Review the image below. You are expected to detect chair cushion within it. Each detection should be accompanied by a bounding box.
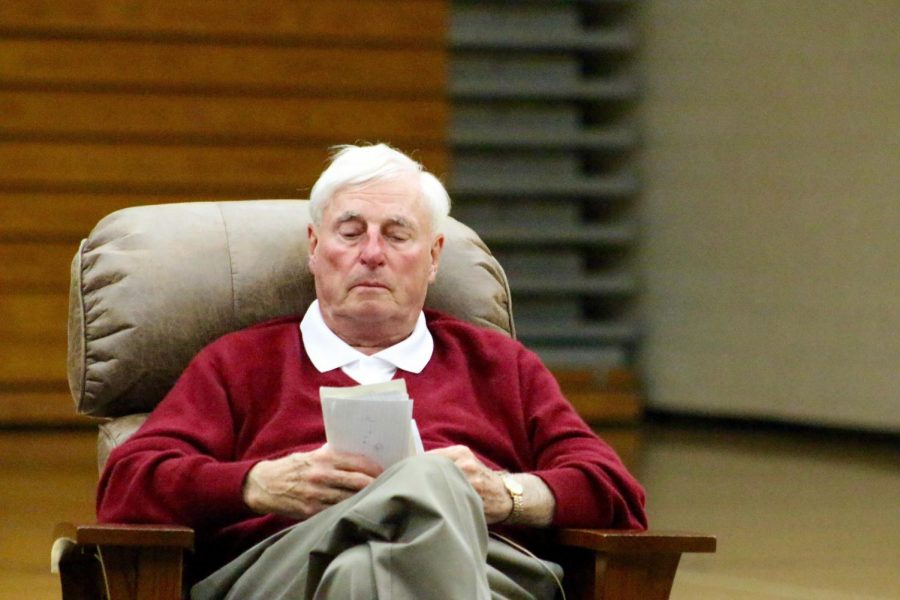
[68,200,513,417]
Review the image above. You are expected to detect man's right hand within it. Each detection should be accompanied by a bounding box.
[242,445,383,520]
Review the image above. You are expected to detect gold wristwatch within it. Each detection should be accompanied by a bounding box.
[499,472,524,523]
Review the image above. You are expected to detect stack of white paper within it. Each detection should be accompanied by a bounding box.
[320,379,423,469]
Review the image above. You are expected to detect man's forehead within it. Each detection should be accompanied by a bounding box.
[335,176,420,200]
[327,178,428,222]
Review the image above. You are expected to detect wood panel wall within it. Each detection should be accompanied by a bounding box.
[0,1,449,424]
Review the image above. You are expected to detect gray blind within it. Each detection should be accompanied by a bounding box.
[449,0,640,371]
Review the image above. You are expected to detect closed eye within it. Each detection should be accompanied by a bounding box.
[338,224,364,239]
[384,224,413,242]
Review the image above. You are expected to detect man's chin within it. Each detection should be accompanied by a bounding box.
[341,299,397,321]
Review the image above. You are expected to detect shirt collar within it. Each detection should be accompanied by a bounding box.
[300,300,433,376]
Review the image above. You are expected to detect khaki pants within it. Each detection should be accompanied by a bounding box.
[191,455,562,599]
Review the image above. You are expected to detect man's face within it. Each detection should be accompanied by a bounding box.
[308,175,444,346]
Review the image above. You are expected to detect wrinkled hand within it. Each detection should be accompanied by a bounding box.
[243,445,383,520]
[427,445,512,524]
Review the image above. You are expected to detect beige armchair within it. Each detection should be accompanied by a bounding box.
[53,200,714,599]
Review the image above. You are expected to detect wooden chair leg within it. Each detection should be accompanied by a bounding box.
[57,546,105,600]
[557,547,682,600]
[99,546,185,600]
[594,552,682,600]
[551,529,716,600]
[54,524,194,600]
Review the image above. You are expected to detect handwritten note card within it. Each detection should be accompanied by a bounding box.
[320,380,421,469]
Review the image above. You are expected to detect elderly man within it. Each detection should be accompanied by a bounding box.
[97,144,647,599]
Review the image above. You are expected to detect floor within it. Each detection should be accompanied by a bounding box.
[639,421,899,600]
[0,422,897,599]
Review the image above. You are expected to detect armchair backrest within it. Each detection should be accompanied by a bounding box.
[68,200,514,420]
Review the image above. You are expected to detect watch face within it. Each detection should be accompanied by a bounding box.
[505,476,524,495]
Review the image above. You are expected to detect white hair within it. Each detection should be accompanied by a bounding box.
[308,143,451,231]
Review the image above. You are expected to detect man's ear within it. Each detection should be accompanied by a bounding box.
[428,233,445,283]
[307,224,319,273]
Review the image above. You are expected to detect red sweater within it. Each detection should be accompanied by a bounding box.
[97,310,647,576]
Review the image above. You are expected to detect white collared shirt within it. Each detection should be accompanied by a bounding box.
[299,300,433,385]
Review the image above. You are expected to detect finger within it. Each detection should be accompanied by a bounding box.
[313,485,357,507]
[425,447,452,459]
[282,487,352,519]
[327,469,378,492]
[427,445,469,461]
[314,446,384,478]
[299,457,375,490]
[428,448,492,488]
[331,453,384,478]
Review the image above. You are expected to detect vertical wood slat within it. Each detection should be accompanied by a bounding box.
[0,0,450,424]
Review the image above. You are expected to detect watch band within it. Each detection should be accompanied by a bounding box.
[499,472,525,524]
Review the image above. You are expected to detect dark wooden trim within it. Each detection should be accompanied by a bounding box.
[554,528,717,554]
[551,529,715,600]
[54,523,195,549]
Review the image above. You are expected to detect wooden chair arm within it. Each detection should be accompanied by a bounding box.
[52,523,195,600]
[52,524,714,600]
[554,528,716,554]
[53,522,195,549]
[550,528,716,600]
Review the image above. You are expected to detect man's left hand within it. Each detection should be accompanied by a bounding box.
[427,445,512,524]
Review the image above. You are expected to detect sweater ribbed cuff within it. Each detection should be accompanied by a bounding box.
[189,459,260,525]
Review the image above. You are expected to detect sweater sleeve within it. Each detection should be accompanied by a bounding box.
[518,348,648,530]
[96,348,259,529]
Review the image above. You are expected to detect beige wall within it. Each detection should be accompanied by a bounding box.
[636,1,899,431]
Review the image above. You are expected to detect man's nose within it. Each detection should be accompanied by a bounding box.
[359,233,386,266]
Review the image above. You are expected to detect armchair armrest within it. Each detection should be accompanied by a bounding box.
[51,524,714,600]
[52,523,195,600]
[53,523,195,549]
[551,528,716,600]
